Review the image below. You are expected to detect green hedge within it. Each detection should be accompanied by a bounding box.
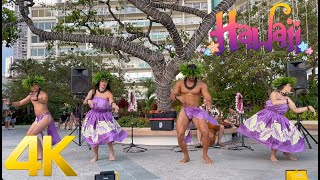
[286,110,318,121]
[117,116,150,128]
[244,105,318,121]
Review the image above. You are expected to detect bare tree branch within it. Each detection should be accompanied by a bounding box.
[18,0,165,68]
[129,0,184,57]
[145,16,164,49]
[101,0,146,38]
[116,50,131,63]
[126,16,163,49]
[149,1,207,18]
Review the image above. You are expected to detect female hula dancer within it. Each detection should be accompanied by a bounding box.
[3,76,61,160]
[237,77,316,162]
[82,71,128,162]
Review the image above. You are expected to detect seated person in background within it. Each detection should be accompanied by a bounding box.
[75,110,81,125]
[58,111,69,130]
[148,103,159,114]
[67,111,76,130]
[224,108,239,127]
[197,104,225,148]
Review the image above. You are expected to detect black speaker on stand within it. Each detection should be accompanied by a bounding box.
[287,61,318,149]
[69,68,91,149]
[287,61,308,89]
[71,68,90,95]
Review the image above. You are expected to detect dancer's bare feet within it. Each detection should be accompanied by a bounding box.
[91,156,98,162]
[37,156,43,160]
[203,155,213,164]
[283,152,297,161]
[180,156,190,163]
[270,155,278,162]
[109,154,115,161]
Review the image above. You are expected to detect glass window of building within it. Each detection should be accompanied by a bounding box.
[38,10,45,17]
[31,36,38,43]
[32,10,38,17]
[45,22,51,30]
[201,3,208,9]
[31,49,37,56]
[38,49,45,56]
[193,3,201,9]
[185,3,191,7]
[138,63,145,68]
[45,10,52,17]
[39,23,45,30]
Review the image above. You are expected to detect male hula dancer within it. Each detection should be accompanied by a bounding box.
[3,76,61,159]
[170,64,218,164]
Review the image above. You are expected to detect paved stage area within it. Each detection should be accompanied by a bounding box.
[2,126,318,180]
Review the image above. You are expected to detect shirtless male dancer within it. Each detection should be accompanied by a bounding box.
[170,64,218,164]
[3,76,61,159]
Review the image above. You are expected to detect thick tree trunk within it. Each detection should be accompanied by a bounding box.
[155,77,173,111]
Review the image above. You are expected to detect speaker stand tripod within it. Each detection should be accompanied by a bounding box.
[69,101,91,150]
[228,113,254,151]
[123,113,147,153]
[294,89,318,149]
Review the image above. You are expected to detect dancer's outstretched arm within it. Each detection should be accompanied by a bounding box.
[287,97,316,115]
[4,95,31,107]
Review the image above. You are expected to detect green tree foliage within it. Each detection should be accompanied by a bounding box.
[2,1,21,47]
[142,78,156,116]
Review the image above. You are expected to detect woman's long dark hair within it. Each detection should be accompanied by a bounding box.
[90,80,111,99]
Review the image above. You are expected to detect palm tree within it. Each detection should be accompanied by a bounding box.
[143,78,156,117]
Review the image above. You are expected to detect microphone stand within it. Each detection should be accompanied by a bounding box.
[123,111,147,153]
[228,113,254,151]
[69,95,91,150]
[294,88,318,148]
[228,94,254,151]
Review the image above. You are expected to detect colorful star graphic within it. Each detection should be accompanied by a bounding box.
[306,47,313,55]
[207,41,219,54]
[298,41,308,52]
[204,48,211,56]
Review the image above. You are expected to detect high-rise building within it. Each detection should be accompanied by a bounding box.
[12,5,28,61]
[4,56,16,78]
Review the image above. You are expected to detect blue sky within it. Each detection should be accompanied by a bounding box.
[2,45,12,76]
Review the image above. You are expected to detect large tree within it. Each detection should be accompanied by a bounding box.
[3,0,237,111]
